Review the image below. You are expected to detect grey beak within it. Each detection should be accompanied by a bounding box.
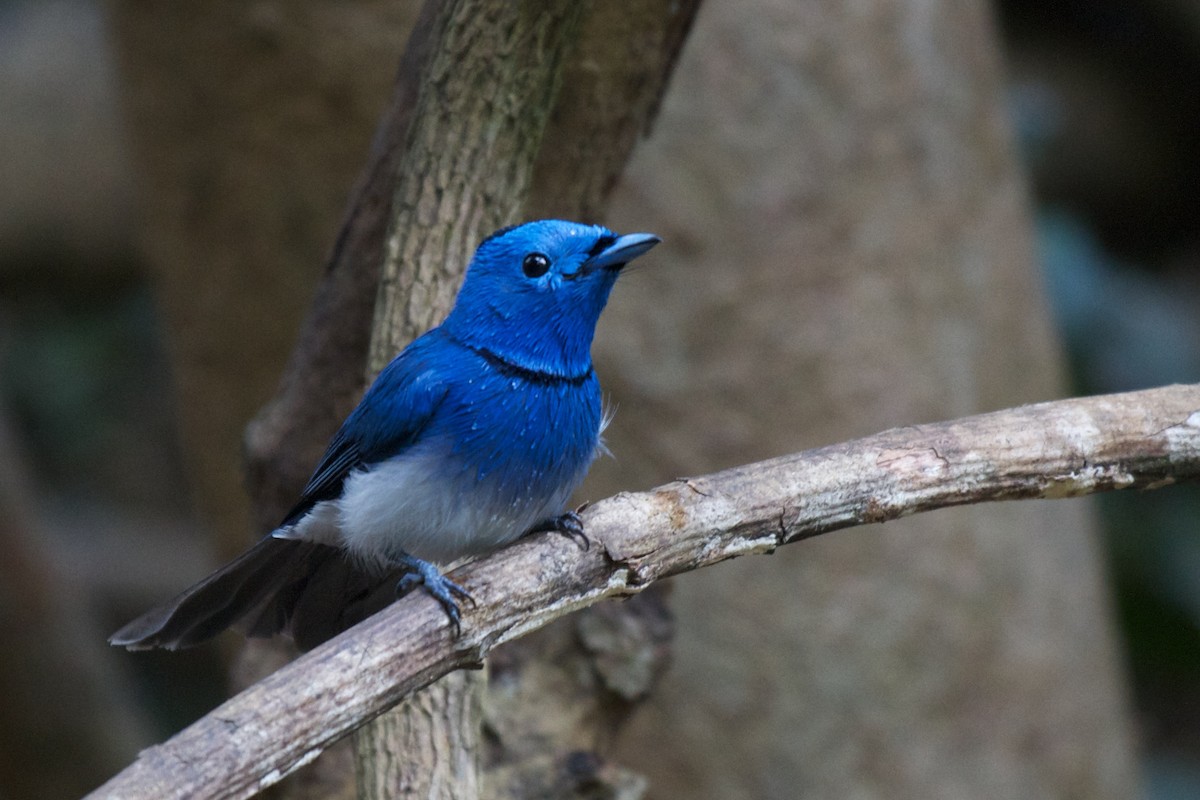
[585,232,661,271]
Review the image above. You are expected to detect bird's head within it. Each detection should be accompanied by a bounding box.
[443,220,660,376]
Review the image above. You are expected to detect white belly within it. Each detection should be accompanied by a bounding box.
[280,449,577,566]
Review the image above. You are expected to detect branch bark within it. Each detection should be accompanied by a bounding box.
[88,383,1200,800]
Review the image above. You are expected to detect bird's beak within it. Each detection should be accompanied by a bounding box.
[584,232,661,272]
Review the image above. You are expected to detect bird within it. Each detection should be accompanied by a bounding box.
[110,220,660,652]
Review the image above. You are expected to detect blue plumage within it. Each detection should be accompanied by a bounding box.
[111,220,659,650]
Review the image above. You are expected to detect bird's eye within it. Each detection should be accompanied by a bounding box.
[522,252,551,278]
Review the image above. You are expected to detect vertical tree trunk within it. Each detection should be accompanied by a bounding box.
[349,1,587,796]
[354,671,484,800]
[592,0,1140,797]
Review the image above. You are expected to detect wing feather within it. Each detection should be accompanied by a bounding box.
[278,333,450,529]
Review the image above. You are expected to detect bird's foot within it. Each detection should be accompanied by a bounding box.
[527,504,590,550]
[395,555,475,637]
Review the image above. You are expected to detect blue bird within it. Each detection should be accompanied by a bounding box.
[111,220,659,651]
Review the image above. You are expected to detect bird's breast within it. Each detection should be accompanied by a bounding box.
[337,371,603,565]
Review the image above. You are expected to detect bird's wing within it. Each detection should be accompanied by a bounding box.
[281,431,362,524]
[278,338,449,528]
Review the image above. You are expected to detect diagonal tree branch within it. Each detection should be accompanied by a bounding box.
[87,383,1200,800]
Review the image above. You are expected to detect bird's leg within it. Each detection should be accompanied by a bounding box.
[395,554,475,636]
[526,503,590,550]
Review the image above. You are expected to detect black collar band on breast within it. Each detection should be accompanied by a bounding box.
[471,345,594,386]
[448,334,594,387]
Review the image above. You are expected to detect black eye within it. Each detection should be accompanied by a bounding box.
[522,252,551,278]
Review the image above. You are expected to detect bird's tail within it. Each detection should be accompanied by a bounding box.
[110,537,399,652]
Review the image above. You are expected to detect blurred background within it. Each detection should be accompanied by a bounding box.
[0,0,1197,798]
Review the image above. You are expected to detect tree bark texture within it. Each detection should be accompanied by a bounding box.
[354,670,484,800]
[85,384,1200,800]
[523,0,699,222]
[592,0,1141,797]
[366,0,586,368]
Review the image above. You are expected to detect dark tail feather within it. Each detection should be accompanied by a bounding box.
[244,544,401,652]
[110,537,400,652]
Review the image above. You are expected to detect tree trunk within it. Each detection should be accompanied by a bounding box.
[354,671,484,800]
[350,1,587,795]
[592,0,1140,796]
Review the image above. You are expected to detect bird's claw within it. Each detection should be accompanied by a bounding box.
[528,506,590,551]
[395,556,475,637]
